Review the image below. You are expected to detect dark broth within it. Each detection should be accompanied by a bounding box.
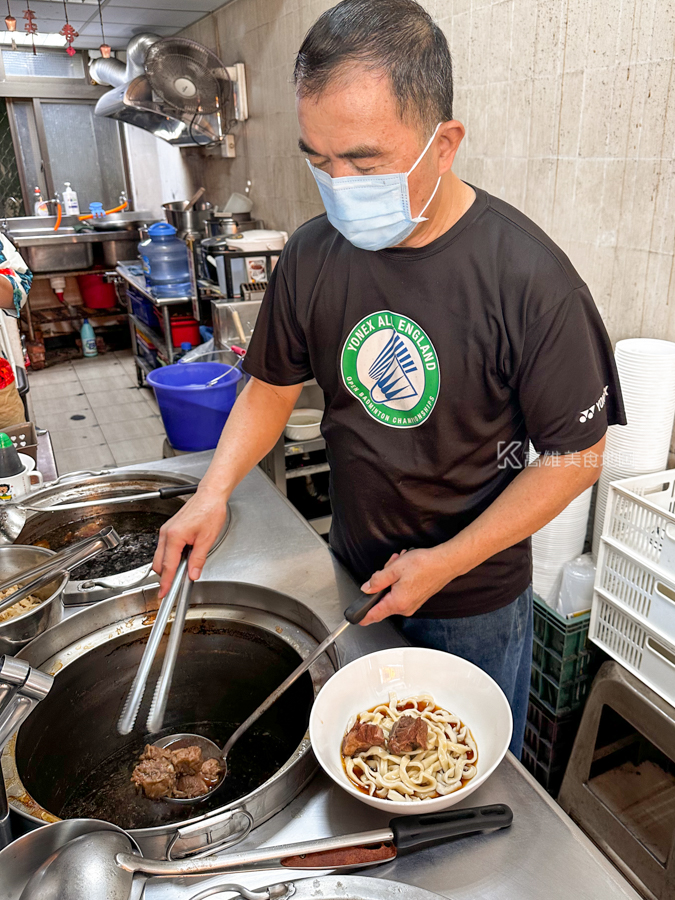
[32,513,167,580]
[341,700,478,799]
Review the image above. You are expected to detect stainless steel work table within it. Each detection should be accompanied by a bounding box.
[113,454,641,899]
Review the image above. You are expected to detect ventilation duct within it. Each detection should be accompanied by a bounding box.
[90,34,247,146]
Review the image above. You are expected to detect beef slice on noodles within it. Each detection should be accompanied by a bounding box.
[342,722,386,756]
[387,715,428,754]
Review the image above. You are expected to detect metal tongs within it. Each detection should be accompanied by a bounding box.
[0,526,121,617]
[117,549,193,736]
[0,655,53,849]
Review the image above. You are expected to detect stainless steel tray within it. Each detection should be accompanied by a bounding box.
[149,874,446,900]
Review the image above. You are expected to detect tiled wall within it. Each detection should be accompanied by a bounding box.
[181,0,675,342]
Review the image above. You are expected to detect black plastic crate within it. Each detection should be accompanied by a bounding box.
[531,593,595,715]
[522,697,582,795]
[521,745,567,796]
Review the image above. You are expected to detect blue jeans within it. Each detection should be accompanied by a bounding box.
[395,585,533,757]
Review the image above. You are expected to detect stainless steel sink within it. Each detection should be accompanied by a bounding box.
[4,215,139,272]
[6,215,92,272]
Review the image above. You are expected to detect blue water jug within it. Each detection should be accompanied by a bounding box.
[139,222,192,298]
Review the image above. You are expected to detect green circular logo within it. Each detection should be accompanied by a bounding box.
[341,310,440,428]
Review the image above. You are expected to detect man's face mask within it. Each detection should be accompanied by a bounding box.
[307,123,442,251]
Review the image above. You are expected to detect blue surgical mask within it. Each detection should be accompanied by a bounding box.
[307,123,442,251]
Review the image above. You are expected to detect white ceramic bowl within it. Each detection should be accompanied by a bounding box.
[309,647,512,815]
[284,408,323,441]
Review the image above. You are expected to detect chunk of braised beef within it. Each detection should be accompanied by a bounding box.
[175,773,208,798]
[201,756,222,783]
[171,745,203,776]
[387,715,428,755]
[131,756,176,800]
[342,721,386,756]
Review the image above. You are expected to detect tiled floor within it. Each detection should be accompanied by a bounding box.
[27,350,167,474]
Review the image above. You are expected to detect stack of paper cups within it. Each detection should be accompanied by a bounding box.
[592,338,675,556]
[529,444,593,599]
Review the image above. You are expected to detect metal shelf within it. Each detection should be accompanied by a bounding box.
[286,462,331,480]
[116,263,195,308]
[285,437,326,456]
[129,313,169,358]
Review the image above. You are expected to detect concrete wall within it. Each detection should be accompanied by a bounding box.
[180,0,675,342]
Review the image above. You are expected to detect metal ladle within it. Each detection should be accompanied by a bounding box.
[153,586,389,806]
[18,805,514,900]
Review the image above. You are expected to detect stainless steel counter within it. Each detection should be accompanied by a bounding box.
[121,452,641,900]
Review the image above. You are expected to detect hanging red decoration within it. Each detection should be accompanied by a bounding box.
[5,0,16,50]
[96,0,110,58]
[4,0,15,31]
[60,1,77,56]
[22,2,37,55]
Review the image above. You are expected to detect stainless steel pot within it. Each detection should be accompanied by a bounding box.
[163,202,211,238]
[204,216,262,237]
[13,470,230,606]
[0,546,68,655]
[3,582,336,859]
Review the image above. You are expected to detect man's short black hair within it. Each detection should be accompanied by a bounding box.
[294,0,453,133]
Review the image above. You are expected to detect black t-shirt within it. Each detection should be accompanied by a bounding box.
[243,186,626,617]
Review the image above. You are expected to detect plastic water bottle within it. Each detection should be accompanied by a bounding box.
[175,342,192,361]
[80,318,97,357]
[138,223,192,298]
[62,182,80,216]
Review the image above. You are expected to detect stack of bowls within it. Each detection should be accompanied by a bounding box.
[591,338,675,556]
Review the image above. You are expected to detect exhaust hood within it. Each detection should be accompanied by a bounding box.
[91,34,248,146]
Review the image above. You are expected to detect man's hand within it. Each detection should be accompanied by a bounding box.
[151,376,303,597]
[153,489,228,596]
[359,548,454,625]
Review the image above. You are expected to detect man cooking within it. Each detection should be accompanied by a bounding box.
[153,0,625,755]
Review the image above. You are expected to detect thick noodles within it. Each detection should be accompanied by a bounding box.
[342,693,477,802]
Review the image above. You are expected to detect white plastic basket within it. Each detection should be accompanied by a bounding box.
[590,592,675,707]
[595,537,675,643]
[602,469,675,572]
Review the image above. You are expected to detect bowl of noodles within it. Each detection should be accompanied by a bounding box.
[309,647,512,814]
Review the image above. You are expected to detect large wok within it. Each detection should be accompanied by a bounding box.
[15,470,230,605]
[3,582,335,859]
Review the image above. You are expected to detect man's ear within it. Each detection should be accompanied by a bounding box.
[437,120,466,174]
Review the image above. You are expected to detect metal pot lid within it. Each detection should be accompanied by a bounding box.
[201,236,234,251]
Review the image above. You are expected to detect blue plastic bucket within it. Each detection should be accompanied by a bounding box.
[147,362,242,452]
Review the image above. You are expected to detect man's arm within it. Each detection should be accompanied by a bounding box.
[359,435,605,624]
[153,376,303,595]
